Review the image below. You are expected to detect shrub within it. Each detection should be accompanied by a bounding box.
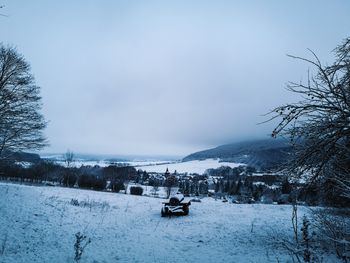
[77,175,93,189]
[63,171,77,187]
[74,232,91,262]
[130,186,143,195]
[92,177,106,191]
[77,175,106,190]
[110,180,125,192]
[70,199,79,206]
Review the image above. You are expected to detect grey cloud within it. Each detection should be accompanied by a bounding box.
[1,0,349,155]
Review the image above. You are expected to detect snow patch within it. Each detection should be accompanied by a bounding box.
[137,159,244,174]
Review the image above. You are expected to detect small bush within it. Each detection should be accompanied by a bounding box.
[110,180,125,192]
[70,198,79,206]
[77,175,106,190]
[63,171,77,187]
[92,177,106,191]
[82,200,110,211]
[74,232,91,262]
[77,175,94,189]
[130,186,143,196]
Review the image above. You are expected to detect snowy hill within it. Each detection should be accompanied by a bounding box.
[183,139,292,170]
[0,182,321,263]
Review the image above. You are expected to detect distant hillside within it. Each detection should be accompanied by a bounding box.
[1,151,42,164]
[183,139,293,171]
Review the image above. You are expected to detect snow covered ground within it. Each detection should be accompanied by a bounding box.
[0,182,325,263]
[137,159,244,174]
[41,159,174,168]
[126,184,178,198]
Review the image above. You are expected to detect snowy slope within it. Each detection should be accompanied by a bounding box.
[137,159,244,174]
[0,182,328,263]
[40,156,243,175]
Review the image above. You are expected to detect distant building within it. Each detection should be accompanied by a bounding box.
[165,168,170,177]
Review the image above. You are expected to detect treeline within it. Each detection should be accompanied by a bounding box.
[0,161,137,192]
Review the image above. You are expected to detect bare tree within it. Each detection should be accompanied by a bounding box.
[63,150,76,187]
[0,44,47,162]
[152,182,159,196]
[265,38,350,260]
[265,37,350,204]
[164,175,177,199]
[64,150,74,168]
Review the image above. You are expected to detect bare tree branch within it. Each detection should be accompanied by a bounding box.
[266,37,350,206]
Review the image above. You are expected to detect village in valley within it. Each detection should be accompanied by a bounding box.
[2,151,296,206]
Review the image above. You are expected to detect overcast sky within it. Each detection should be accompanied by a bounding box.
[1,0,349,156]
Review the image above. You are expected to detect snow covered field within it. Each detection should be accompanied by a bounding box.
[0,182,313,263]
[137,159,244,174]
[40,156,244,175]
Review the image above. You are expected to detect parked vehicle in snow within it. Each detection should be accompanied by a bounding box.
[161,194,191,217]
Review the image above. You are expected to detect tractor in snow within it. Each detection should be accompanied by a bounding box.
[161,194,191,217]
